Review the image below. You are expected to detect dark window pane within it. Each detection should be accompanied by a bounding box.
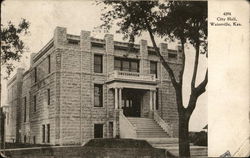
[94,84,103,107]
[34,67,37,82]
[94,55,103,73]
[34,95,36,112]
[24,135,26,143]
[24,97,26,122]
[33,136,36,144]
[122,60,130,71]
[156,88,159,110]
[114,59,121,70]
[109,122,113,138]
[114,58,139,72]
[150,61,157,78]
[131,61,139,72]
[42,124,45,143]
[47,89,50,105]
[48,55,51,74]
[94,124,103,138]
[47,124,50,143]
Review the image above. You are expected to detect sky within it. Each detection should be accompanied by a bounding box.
[1,0,207,131]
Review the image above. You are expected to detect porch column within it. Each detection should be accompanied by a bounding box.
[115,88,118,109]
[153,90,156,110]
[118,88,122,109]
[149,90,153,111]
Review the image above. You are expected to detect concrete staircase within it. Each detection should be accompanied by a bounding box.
[127,117,170,138]
[126,117,207,157]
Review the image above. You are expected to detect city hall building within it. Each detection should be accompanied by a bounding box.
[6,27,182,145]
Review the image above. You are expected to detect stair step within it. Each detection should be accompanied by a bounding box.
[127,117,170,138]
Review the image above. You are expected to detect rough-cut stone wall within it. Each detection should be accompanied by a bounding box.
[6,68,24,143]
[7,26,183,145]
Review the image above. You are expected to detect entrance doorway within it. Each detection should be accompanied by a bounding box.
[122,89,142,117]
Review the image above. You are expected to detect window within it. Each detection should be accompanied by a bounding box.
[150,61,157,78]
[168,53,177,59]
[114,58,139,72]
[34,67,37,82]
[47,89,50,105]
[109,122,113,138]
[156,88,159,110]
[42,124,45,143]
[94,84,103,107]
[130,61,139,72]
[94,124,103,138]
[34,95,37,112]
[122,60,130,71]
[33,136,36,144]
[24,135,26,143]
[24,97,27,122]
[47,124,50,143]
[114,59,121,70]
[48,55,51,74]
[94,54,103,73]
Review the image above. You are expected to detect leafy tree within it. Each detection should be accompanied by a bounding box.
[98,1,207,157]
[1,19,30,77]
[0,18,30,116]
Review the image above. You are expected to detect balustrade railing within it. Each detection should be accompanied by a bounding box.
[119,112,137,138]
[153,111,173,137]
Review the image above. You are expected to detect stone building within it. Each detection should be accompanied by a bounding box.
[6,26,182,145]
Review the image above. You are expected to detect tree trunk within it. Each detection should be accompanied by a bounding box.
[179,113,191,157]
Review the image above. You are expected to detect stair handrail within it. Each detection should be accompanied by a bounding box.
[119,112,137,138]
[153,111,174,137]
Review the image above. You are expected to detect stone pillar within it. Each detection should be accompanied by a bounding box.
[118,88,122,109]
[149,90,153,111]
[105,34,114,73]
[54,27,67,47]
[115,88,118,109]
[140,40,148,74]
[80,30,91,52]
[153,90,156,110]
[104,34,114,54]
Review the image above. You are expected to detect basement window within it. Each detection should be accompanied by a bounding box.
[94,124,103,138]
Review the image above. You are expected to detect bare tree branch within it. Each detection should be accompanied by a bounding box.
[187,69,208,114]
[191,42,200,90]
[196,69,208,97]
[146,23,179,90]
[179,41,186,86]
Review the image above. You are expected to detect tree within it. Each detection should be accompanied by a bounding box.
[0,18,30,139]
[98,1,207,157]
[1,19,30,77]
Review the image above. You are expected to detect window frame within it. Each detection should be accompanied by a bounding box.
[94,84,103,107]
[34,95,37,112]
[42,124,45,143]
[114,57,139,73]
[47,124,50,143]
[47,89,50,105]
[94,124,104,138]
[94,54,103,73]
[150,61,158,78]
[24,97,27,122]
[34,67,37,82]
[48,55,51,74]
